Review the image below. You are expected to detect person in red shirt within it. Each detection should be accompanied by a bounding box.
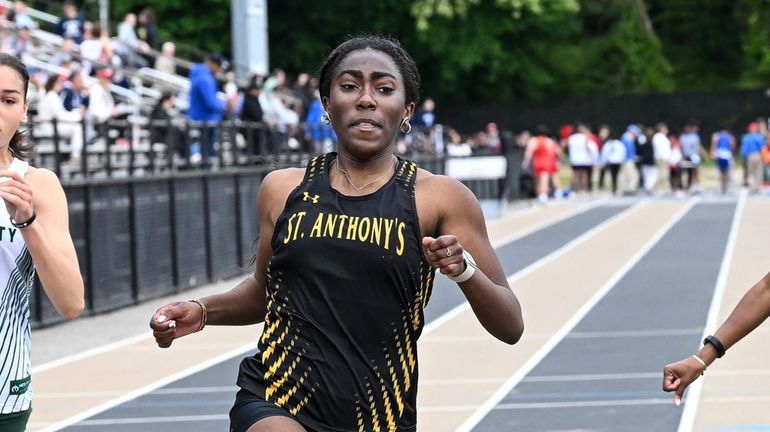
[522,125,562,202]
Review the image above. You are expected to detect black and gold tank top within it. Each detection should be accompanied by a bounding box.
[237,153,436,431]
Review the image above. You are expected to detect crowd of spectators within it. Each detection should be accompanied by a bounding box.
[0,0,768,195]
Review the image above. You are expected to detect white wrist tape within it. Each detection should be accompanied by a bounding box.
[448,250,477,283]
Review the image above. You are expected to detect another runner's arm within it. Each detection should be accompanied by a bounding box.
[699,272,770,364]
[424,176,524,344]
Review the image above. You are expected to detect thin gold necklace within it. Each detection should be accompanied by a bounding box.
[333,156,397,191]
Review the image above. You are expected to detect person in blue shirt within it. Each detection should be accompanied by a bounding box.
[710,127,735,195]
[304,91,336,154]
[740,122,765,194]
[187,54,230,167]
[618,124,641,195]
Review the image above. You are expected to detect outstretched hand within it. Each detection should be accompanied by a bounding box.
[149,301,203,348]
[662,356,706,406]
[422,235,467,278]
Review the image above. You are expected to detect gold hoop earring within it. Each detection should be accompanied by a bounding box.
[400,117,412,134]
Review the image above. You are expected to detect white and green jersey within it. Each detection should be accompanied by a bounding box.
[0,158,35,414]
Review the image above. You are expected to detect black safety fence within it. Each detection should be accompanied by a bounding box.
[28,153,515,328]
[29,168,267,327]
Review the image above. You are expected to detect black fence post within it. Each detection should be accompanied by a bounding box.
[202,175,212,282]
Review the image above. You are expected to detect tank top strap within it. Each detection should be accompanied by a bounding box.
[7,158,28,179]
[394,157,417,193]
[303,153,329,185]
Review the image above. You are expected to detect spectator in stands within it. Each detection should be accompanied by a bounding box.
[304,89,335,154]
[136,7,158,50]
[411,97,438,153]
[10,1,34,30]
[239,78,265,155]
[741,121,765,194]
[55,1,85,44]
[0,4,9,26]
[49,37,77,67]
[445,128,472,157]
[0,52,84,432]
[36,74,84,162]
[223,71,240,119]
[79,23,121,77]
[25,69,43,108]
[9,21,36,61]
[116,13,150,68]
[154,41,176,76]
[60,69,88,112]
[291,72,312,118]
[150,91,184,157]
[87,68,131,145]
[188,53,228,166]
[260,68,299,153]
[412,97,435,130]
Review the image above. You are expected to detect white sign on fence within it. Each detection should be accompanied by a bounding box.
[445,156,507,180]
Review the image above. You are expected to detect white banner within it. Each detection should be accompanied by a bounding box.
[445,156,507,180]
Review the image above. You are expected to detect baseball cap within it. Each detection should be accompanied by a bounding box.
[97,68,114,80]
[627,124,641,134]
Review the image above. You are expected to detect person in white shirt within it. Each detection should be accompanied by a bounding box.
[600,137,626,195]
[35,74,83,161]
[652,122,672,194]
[567,123,598,195]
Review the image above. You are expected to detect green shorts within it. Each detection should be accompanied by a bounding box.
[0,408,31,432]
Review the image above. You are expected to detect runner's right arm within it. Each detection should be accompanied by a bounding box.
[150,169,303,347]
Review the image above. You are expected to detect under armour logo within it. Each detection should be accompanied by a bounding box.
[302,192,319,204]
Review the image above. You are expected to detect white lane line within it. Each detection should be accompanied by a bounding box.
[60,414,229,426]
[32,333,151,374]
[420,398,674,412]
[36,343,257,432]
[493,398,673,410]
[520,367,770,383]
[522,372,661,382]
[677,190,746,432]
[455,198,698,432]
[566,328,703,338]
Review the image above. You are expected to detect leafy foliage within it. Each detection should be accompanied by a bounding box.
[74,0,770,102]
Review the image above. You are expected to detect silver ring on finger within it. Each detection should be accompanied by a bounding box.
[446,248,453,257]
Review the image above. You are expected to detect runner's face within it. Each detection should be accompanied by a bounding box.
[324,49,413,159]
[0,66,27,150]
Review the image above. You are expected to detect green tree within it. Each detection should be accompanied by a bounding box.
[736,0,770,87]
[648,0,742,90]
